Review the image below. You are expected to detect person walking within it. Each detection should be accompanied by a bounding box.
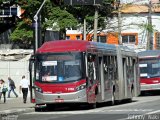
[19,75,29,103]
[0,79,8,103]
[8,77,18,98]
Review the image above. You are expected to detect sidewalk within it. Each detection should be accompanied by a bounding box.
[0,97,35,115]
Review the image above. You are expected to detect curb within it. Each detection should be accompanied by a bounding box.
[0,107,35,115]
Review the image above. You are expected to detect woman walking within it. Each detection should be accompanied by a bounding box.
[0,79,8,103]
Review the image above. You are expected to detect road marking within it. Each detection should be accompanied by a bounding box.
[26,110,93,114]
[145,109,160,115]
[107,109,153,112]
[25,108,154,115]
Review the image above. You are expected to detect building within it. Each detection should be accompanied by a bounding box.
[66,0,160,51]
[119,0,160,50]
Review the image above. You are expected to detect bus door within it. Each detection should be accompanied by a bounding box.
[29,55,36,103]
[104,56,114,101]
[86,53,97,103]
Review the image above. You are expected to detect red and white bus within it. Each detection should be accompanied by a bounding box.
[138,50,160,92]
[29,40,140,110]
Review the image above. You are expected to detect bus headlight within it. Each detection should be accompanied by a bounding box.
[35,86,43,93]
[76,84,86,91]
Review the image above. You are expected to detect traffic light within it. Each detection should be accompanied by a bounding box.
[64,0,103,5]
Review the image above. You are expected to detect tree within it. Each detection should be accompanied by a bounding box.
[64,0,115,37]
[43,5,78,39]
[9,0,115,48]
[8,0,77,48]
[10,20,33,49]
[8,0,42,48]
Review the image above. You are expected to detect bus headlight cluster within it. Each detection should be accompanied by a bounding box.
[35,86,43,93]
[76,84,86,91]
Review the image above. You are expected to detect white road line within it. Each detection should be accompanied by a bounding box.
[145,109,160,115]
[107,109,153,112]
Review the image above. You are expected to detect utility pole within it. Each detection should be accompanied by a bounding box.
[118,6,122,45]
[147,1,153,50]
[117,0,122,45]
[93,6,98,42]
[83,18,86,40]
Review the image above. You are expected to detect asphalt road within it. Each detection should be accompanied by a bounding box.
[17,92,160,120]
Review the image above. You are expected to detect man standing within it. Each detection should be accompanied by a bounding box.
[19,75,29,103]
[8,77,18,98]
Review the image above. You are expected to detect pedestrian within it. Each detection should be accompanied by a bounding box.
[0,79,8,103]
[8,77,18,98]
[19,75,29,103]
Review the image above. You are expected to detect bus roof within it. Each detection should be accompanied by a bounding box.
[37,40,136,57]
[37,40,117,53]
[138,50,160,58]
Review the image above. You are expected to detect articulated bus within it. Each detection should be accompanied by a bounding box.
[29,40,140,110]
[138,50,160,93]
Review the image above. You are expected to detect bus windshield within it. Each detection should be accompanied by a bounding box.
[36,52,83,83]
[139,58,160,78]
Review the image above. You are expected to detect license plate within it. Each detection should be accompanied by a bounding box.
[55,99,64,103]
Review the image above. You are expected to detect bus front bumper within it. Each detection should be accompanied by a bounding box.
[141,83,160,91]
[35,89,87,104]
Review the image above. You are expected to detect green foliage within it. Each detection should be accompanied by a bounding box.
[47,7,77,29]
[65,1,115,32]
[10,21,33,48]
[0,0,11,3]
[139,23,154,33]
[8,0,115,48]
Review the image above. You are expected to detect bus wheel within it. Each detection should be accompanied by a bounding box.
[111,92,115,105]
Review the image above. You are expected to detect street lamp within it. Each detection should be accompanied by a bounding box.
[34,0,48,52]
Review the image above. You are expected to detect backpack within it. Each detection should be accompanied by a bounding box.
[2,84,8,92]
[2,87,8,93]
